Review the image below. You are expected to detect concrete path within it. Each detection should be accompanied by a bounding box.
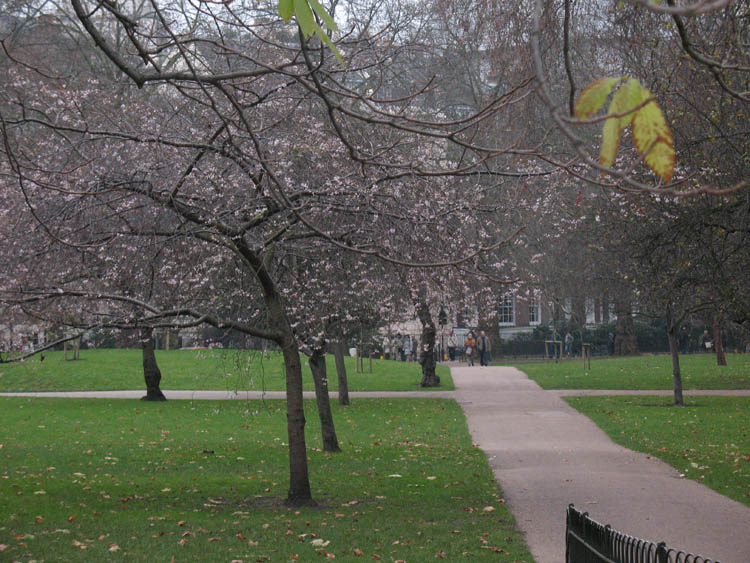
[3,367,750,562]
[451,365,750,563]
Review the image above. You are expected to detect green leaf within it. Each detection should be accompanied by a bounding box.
[574,77,621,119]
[315,28,344,65]
[294,0,317,37]
[632,87,675,182]
[600,107,621,169]
[309,0,337,32]
[278,0,294,22]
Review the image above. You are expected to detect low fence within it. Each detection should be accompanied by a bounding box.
[566,505,719,563]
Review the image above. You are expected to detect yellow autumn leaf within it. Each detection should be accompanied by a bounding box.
[633,88,675,182]
[600,109,621,168]
[600,78,644,168]
[642,140,676,183]
[574,77,621,119]
[611,78,643,129]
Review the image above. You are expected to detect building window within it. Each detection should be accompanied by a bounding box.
[529,296,540,325]
[499,294,515,326]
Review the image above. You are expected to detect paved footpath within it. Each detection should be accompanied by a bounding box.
[3,366,750,562]
[451,365,750,563]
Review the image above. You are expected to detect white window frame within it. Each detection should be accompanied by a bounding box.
[528,296,541,326]
[498,294,515,326]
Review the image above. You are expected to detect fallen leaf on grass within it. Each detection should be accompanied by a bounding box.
[72,540,88,550]
[0,544,7,552]
[351,548,363,556]
[108,544,121,552]
[482,506,495,512]
[35,516,44,523]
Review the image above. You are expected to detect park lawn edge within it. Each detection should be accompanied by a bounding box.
[563,394,750,507]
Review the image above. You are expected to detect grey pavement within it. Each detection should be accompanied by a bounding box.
[451,365,750,563]
[3,367,750,562]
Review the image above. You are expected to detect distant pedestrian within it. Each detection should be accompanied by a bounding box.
[464,331,477,366]
[679,326,689,354]
[607,331,615,356]
[701,329,712,352]
[552,329,562,359]
[448,334,457,361]
[477,331,492,366]
[564,332,573,358]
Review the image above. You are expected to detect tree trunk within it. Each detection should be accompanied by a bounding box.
[309,347,341,453]
[417,302,440,387]
[140,327,166,401]
[237,241,313,506]
[333,337,350,406]
[666,303,684,407]
[73,336,80,360]
[614,298,637,355]
[279,330,315,506]
[713,315,727,366]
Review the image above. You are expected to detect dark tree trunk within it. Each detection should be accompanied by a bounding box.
[236,239,314,506]
[140,327,166,401]
[666,303,684,407]
[333,336,350,406]
[614,298,637,355]
[713,315,727,366]
[309,347,341,452]
[417,302,440,387]
[279,331,314,506]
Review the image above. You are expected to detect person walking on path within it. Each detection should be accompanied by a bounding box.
[477,331,491,366]
[564,331,573,358]
[464,331,477,366]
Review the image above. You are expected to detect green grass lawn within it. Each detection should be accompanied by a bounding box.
[564,395,750,506]
[0,397,531,562]
[0,349,453,393]
[509,353,750,390]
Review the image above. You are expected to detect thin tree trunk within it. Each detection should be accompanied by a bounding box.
[309,347,341,453]
[279,331,314,506]
[417,302,440,387]
[713,315,727,366]
[237,240,313,506]
[73,336,80,360]
[666,303,684,407]
[614,298,637,355]
[333,337,350,406]
[140,327,166,401]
